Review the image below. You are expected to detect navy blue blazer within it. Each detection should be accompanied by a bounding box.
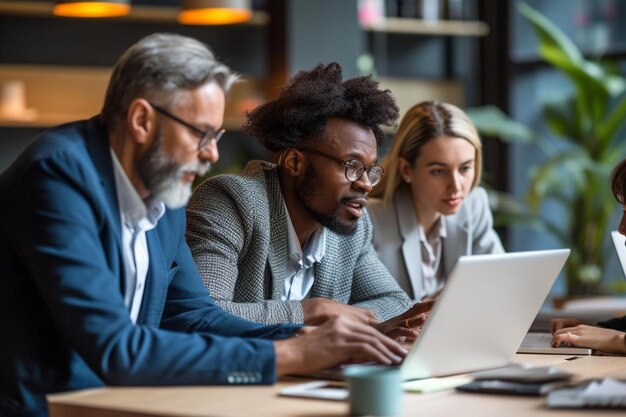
[0,117,300,417]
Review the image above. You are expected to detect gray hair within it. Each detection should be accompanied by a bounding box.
[101,33,238,128]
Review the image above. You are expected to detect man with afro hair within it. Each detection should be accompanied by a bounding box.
[187,63,430,337]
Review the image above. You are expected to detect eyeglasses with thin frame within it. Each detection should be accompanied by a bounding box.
[149,102,225,151]
[298,147,384,186]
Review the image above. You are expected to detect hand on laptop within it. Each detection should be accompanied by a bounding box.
[372,300,436,342]
[300,298,434,341]
[421,289,442,303]
[550,318,583,333]
[552,324,626,354]
[300,298,376,326]
[373,314,426,341]
[274,316,407,376]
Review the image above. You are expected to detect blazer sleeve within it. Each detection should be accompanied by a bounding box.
[186,178,304,324]
[468,187,505,254]
[348,212,413,320]
[10,153,283,386]
[159,210,301,339]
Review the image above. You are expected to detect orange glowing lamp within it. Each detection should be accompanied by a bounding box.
[53,1,130,18]
[179,0,252,25]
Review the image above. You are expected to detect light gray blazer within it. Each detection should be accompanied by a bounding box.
[368,185,504,300]
[186,161,413,324]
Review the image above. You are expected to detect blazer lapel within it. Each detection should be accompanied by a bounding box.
[262,166,289,300]
[85,117,120,238]
[310,235,335,299]
[137,230,168,325]
[396,187,424,299]
[442,204,470,276]
[85,116,125,294]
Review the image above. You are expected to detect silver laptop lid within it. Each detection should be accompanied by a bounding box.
[611,231,626,278]
[401,249,570,381]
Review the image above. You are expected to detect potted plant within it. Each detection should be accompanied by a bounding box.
[467,2,626,296]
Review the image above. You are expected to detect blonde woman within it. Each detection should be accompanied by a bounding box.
[369,101,504,301]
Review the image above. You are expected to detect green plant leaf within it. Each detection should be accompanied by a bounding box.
[518,2,625,130]
[517,2,581,64]
[474,4,626,296]
[466,105,535,144]
[543,97,582,141]
[599,94,626,146]
[526,150,591,209]
[518,2,623,96]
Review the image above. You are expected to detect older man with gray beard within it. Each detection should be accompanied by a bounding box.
[0,34,407,417]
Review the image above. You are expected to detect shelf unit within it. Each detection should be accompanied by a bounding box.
[0,64,263,130]
[361,17,487,125]
[0,0,270,130]
[377,77,464,133]
[361,17,489,37]
[0,65,109,128]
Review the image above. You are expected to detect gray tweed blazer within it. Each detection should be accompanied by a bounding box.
[186,161,412,324]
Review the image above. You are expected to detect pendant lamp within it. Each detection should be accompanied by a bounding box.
[179,0,252,25]
[53,0,131,18]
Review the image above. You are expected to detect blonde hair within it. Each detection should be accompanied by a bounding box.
[371,101,483,204]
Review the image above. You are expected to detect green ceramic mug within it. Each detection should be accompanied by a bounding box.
[344,365,403,416]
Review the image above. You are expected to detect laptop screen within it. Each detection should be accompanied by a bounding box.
[611,231,626,279]
[400,249,570,381]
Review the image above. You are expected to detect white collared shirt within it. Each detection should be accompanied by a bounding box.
[282,206,326,301]
[418,217,447,300]
[110,150,165,323]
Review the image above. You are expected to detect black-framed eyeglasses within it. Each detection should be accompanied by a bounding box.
[298,147,384,186]
[149,102,225,151]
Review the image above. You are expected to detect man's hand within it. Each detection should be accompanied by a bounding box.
[274,316,408,376]
[552,324,626,354]
[373,301,435,341]
[399,300,436,319]
[373,314,426,341]
[301,298,376,326]
[550,318,583,333]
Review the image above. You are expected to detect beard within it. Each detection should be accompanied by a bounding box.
[296,167,358,236]
[137,128,211,209]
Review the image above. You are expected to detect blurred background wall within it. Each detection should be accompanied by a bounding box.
[1,0,626,300]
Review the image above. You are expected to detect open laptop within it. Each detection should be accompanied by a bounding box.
[306,249,570,380]
[303,249,570,381]
[517,332,592,355]
[612,231,626,277]
[518,232,626,356]
[400,249,570,380]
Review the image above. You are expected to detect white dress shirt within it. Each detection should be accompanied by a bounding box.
[281,206,326,301]
[110,150,165,323]
[419,217,447,299]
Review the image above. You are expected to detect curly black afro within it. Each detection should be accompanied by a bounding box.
[244,62,399,152]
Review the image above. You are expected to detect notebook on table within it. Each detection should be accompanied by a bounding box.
[547,379,626,408]
[300,249,571,381]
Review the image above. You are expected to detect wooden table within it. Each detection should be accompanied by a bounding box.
[48,354,626,417]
